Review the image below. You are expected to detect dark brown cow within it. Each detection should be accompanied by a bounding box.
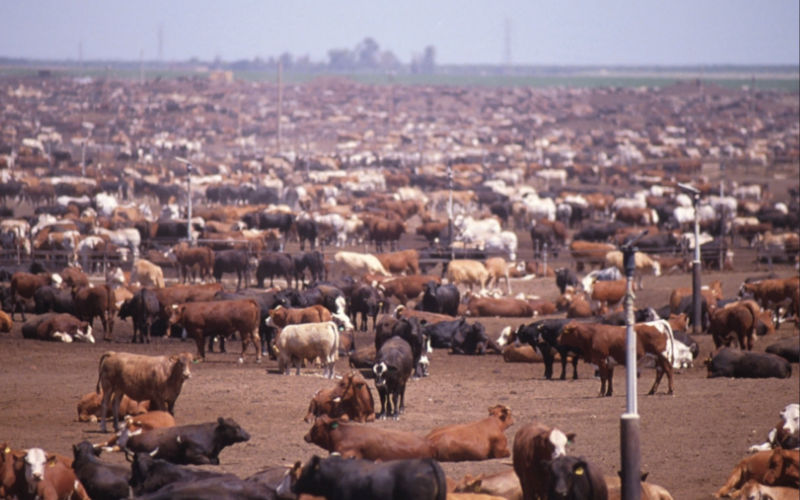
[22,312,94,343]
[266,304,332,329]
[425,404,514,462]
[10,271,58,320]
[76,391,148,422]
[569,240,616,271]
[416,220,447,245]
[513,422,575,500]
[168,299,261,363]
[714,449,800,498]
[378,274,441,304]
[303,371,375,423]
[60,266,89,290]
[709,300,761,350]
[363,215,406,252]
[304,415,434,461]
[171,242,215,283]
[466,297,533,317]
[73,284,116,341]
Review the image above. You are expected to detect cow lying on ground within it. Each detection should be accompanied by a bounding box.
[766,337,800,363]
[128,451,248,498]
[737,479,798,500]
[98,410,177,452]
[547,455,608,500]
[749,403,800,452]
[12,447,90,500]
[76,390,148,423]
[96,351,194,433]
[71,441,131,500]
[425,404,514,462]
[124,417,250,465]
[706,348,792,379]
[276,321,339,378]
[466,296,534,317]
[281,454,447,500]
[304,370,375,423]
[513,422,575,500]
[304,414,434,460]
[450,468,522,500]
[21,312,94,343]
[714,449,800,498]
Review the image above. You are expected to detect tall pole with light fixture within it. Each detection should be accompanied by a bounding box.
[679,183,702,335]
[176,157,194,246]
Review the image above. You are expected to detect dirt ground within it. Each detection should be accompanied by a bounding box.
[1,249,798,500]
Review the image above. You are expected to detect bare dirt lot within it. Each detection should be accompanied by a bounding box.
[1,255,798,499]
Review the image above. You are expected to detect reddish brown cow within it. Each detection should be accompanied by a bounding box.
[304,415,434,461]
[1,444,25,499]
[502,344,544,363]
[153,283,225,312]
[266,304,332,329]
[512,422,575,500]
[466,297,533,317]
[714,449,800,498]
[741,277,800,321]
[76,391,148,422]
[12,448,90,500]
[303,371,375,423]
[169,299,261,363]
[763,448,800,488]
[73,284,116,341]
[569,240,616,271]
[669,279,723,313]
[378,274,441,304]
[23,313,94,343]
[60,266,89,290]
[376,249,420,275]
[10,271,58,320]
[416,220,448,245]
[425,405,514,462]
[709,300,761,350]
[98,410,177,451]
[364,216,406,252]
[393,305,454,323]
[0,311,11,333]
[171,242,215,283]
[589,279,626,313]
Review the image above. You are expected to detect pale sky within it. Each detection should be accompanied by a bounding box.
[1,1,798,66]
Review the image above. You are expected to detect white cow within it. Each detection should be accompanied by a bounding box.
[92,227,141,257]
[130,259,165,288]
[604,250,661,290]
[332,251,391,278]
[276,321,339,378]
[484,231,519,261]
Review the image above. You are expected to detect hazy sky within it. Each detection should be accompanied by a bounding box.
[1,1,798,66]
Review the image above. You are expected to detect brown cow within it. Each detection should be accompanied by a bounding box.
[304,415,434,461]
[171,242,215,283]
[714,449,800,498]
[60,266,89,290]
[741,276,800,322]
[22,313,94,343]
[452,468,522,500]
[363,215,406,252]
[98,410,177,451]
[466,297,533,317]
[377,274,441,304]
[153,283,224,310]
[425,405,514,462]
[376,249,420,275]
[503,344,544,363]
[512,422,575,500]
[76,390,148,422]
[0,311,11,333]
[556,291,593,318]
[416,220,448,245]
[569,240,616,271]
[96,351,194,432]
[709,300,761,351]
[559,320,675,396]
[13,448,90,500]
[169,299,261,363]
[736,480,797,500]
[266,304,332,330]
[73,284,116,341]
[10,271,60,320]
[303,371,375,423]
[485,257,512,295]
[393,305,455,323]
[588,279,626,314]
[669,279,723,313]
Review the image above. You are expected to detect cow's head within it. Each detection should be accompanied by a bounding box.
[170,352,194,379]
[303,415,339,449]
[781,403,800,435]
[488,404,514,429]
[496,326,514,348]
[73,323,94,344]
[215,417,250,445]
[276,460,303,498]
[167,304,185,327]
[548,428,575,460]
[22,448,50,491]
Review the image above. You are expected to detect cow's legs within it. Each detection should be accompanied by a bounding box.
[111,393,122,433]
[605,366,614,397]
[99,389,111,433]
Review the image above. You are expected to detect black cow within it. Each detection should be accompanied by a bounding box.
[298,284,345,315]
[573,222,626,242]
[375,315,429,377]
[124,417,251,465]
[288,455,448,500]
[293,251,325,287]
[129,451,239,498]
[765,337,800,363]
[255,252,294,288]
[555,268,579,294]
[636,231,679,253]
[133,477,271,500]
[350,284,384,332]
[662,294,711,332]
[118,288,161,343]
[516,318,581,380]
[420,281,459,316]
[373,337,414,420]
[547,455,608,500]
[295,217,318,251]
[213,249,252,291]
[425,318,494,355]
[707,348,792,379]
[71,441,131,500]
[33,285,75,314]
[599,307,659,326]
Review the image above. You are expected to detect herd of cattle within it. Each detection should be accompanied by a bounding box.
[0,75,799,498]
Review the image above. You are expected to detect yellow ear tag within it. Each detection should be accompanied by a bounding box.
[3,447,10,454]
[574,466,584,476]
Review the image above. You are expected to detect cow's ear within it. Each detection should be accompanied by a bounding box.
[310,455,322,471]
[567,433,576,444]
[217,417,225,426]
[47,455,57,467]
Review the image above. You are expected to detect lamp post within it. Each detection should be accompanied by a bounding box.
[176,157,194,245]
[678,183,702,335]
[81,122,94,177]
[620,229,648,500]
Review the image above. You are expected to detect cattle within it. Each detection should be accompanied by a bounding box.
[714,449,800,498]
[547,455,609,500]
[21,312,95,343]
[707,348,792,379]
[587,279,626,314]
[508,318,580,380]
[513,422,574,500]
[425,404,514,462]
[213,249,252,290]
[60,266,89,291]
[118,288,161,343]
[502,344,544,363]
[98,410,177,452]
[266,304,333,329]
[670,279,723,314]
[349,283,385,331]
[304,415,434,460]
[76,391,148,423]
[740,277,800,325]
[304,370,375,423]
[421,281,460,316]
[14,447,90,500]
[426,318,493,354]
[530,220,565,258]
[416,220,448,245]
[580,267,624,294]
[124,417,250,465]
[73,284,115,341]
[604,250,661,290]
[570,240,616,271]
[293,251,325,287]
[485,256,512,295]
[709,300,761,351]
[130,258,165,289]
[364,215,406,252]
[466,296,533,317]
[71,440,131,500]
[295,215,318,251]
[33,285,75,314]
[10,271,61,320]
[555,268,579,294]
[378,274,441,304]
[276,321,339,378]
[96,351,194,432]
[332,250,391,279]
[0,311,11,333]
[749,403,800,453]
[169,299,261,362]
[765,337,800,363]
[170,242,214,283]
[284,454,447,500]
[375,315,430,378]
[446,259,489,292]
[128,451,239,498]
[255,251,294,288]
[376,249,420,275]
[559,320,677,396]
[451,468,522,500]
[736,479,798,500]
[374,336,415,419]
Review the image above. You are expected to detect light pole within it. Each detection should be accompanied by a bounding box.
[81,122,94,177]
[678,183,702,335]
[176,157,194,245]
[620,229,648,500]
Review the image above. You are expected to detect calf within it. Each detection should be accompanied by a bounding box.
[71,441,130,500]
[547,455,608,500]
[425,404,514,461]
[304,415,434,460]
[285,454,447,500]
[714,449,800,498]
[304,370,375,423]
[707,347,791,379]
[276,321,339,378]
[513,422,575,500]
[76,390,148,423]
[118,287,161,343]
[374,336,415,419]
[749,403,800,452]
[124,417,250,465]
[73,284,115,341]
[22,312,94,343]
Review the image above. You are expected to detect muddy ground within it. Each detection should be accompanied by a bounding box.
[1,247,798,500]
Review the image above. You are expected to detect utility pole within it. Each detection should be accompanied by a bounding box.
[176,158,194,245]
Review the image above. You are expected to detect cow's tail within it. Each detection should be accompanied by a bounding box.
[427,458,448,500]
[661,319,676,367]
[96,352,112,394]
